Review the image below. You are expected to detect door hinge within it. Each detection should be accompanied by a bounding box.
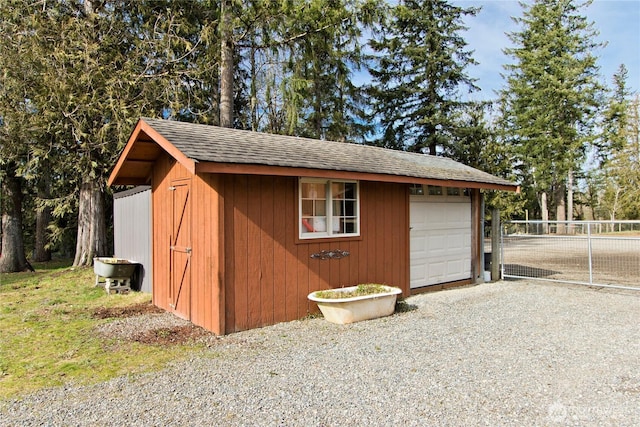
[186,247,192,254]
[169,186,176,191]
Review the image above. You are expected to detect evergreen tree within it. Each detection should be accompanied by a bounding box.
[598,67,640,220]
[0,1,42,271]
[367,0,479,153]
[598,64,631,165]
[499,0,602,225]
[0,0,212,267]
[280,0,376,141]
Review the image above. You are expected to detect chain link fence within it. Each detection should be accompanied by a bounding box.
[500,220,640,290]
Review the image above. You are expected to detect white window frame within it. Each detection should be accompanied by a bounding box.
[299,178,360,240]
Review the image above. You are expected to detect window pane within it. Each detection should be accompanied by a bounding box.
[301,218,315,233]
[447,187,460,196]
[312,217,327,232]
[409,184,424,195]
[344,200,355,216]
[302,182,325,199]
[428,186,443,196]
[315,200,326,216]
[302,200,313,216]
[333,200,343,216]
[344,182,356,199]
[332,182,345,199]
[343,218,357,233]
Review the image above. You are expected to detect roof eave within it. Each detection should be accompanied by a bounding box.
[195,161,519,192]
[108,118,197,187]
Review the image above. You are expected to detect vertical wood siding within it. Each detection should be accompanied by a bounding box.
[152,154,225,334]
[152,157,409,335]
[152,155,185,313]
[223,175,409,334]
[190,172,224,334]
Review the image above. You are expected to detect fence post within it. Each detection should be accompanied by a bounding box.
[491,208,501,282]
[587,222,593,285]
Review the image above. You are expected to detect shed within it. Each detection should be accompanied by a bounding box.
[108,117,517,334]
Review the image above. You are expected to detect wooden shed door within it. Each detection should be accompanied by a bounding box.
[169,179,192,320]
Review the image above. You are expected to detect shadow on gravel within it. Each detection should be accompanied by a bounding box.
[395,299,418,314]
[503,264,559,278]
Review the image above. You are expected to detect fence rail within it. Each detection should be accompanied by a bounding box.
[501,220,640,291]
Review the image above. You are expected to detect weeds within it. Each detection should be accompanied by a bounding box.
[314,284,394,299]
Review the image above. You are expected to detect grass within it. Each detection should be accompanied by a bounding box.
[313,283,393,299]
[0,260,206,400]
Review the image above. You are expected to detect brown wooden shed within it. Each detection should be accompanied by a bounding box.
[108,118,517,335]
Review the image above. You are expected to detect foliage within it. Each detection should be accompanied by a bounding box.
[0,0,218,266]
[313,283,395,299]
[597,95,640,219]
[0,262,210,399]
[499,0,603,220]
[1,0,628,264]
[367,0,479,153]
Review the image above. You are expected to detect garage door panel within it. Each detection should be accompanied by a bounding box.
[410,201,471,289]
[410,236,427,257]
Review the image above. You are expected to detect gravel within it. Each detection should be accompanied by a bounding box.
[2,280,640,426]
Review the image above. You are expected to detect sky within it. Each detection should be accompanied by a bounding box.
[453,0,640,101]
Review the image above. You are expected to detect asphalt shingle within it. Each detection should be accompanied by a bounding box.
[142,117,515,188]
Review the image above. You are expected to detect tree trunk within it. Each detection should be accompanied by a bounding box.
[567,169,574,234]
[33,178,52,262]
[73,180,108,267]
[250,41,257,132]
[0,173,28,273]
[540,191,549,234]
[219,0,234,128]
[556,183,566,234]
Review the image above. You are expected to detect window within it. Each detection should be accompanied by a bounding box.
[446,187,460,196]
[409,184,424,195]
[428,185,443,196]
[300,179,359,239]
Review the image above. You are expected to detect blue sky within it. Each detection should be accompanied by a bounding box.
[454,0,640,101]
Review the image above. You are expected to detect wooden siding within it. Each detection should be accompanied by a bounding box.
[222,175,409,334]
[190,172,224,334]
[152,155,409,335]
[152,154,225,334]
[152,155,189,312]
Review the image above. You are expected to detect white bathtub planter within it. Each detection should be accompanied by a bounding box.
[93,257,137,294]
[308,284,402,324]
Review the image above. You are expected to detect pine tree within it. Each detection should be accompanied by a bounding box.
[367,0,479,153]
[598,65,640,220]
[499,0,602,225]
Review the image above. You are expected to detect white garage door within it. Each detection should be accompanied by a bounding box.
[410,198,471,289]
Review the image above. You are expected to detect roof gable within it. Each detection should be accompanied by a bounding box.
[109,117,517,191]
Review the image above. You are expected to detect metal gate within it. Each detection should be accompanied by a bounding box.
[501,220,640,291]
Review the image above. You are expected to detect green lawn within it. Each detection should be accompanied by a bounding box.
[0,261,205,399]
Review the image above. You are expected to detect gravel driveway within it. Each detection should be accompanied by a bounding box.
[2,280,639,426]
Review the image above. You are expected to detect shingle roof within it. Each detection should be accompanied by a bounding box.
[138,117,516,190]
